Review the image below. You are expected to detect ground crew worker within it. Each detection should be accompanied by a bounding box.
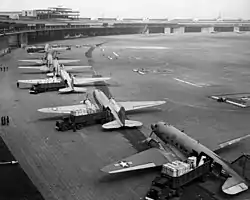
[1,116,5,126]
[3,66,5,72]
[6,116,9,125]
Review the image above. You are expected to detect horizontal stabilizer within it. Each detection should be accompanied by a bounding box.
[222,177,248,195]
[72,87,87,93]
[58,60,80,64]
[58,87,87,94]
[73,77,111,85]
[58,87,73,94]
[64,65,92,70]
[102,120,142,129]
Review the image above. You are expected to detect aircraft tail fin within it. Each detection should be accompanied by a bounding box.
[117,106,126,126]
[102,119,142,129]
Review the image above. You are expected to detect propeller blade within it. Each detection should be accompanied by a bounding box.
[149,131,154,137]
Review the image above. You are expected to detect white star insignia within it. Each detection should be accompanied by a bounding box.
[114,161,133,168]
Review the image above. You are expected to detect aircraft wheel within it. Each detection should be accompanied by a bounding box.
[61,123,69,131]
[76,124,83,130]
[175,188,183,197]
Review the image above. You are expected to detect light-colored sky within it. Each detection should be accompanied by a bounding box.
[1,0,250,19]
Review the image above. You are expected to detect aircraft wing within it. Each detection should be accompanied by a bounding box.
[18,59,43,64]
[118,101,166,112]
[101,148,177,174]
[18,65,48,71]
[18,77,61,85]
[58,60,80,64]
[63,65,92,70]
[38,104,87,114]
[73,77,111,85]
[208,134,250,154]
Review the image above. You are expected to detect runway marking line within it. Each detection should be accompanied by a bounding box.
[174,78,203,87]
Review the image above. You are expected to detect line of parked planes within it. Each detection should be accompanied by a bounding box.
[17,43,250,196]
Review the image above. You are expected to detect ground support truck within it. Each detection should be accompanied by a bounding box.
[29,81,66,94]
[55,106,113,132]
[145,157,212,200]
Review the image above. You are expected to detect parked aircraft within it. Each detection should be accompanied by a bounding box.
[19,58,91,75]
[38,89,166,129]
[101,121,250,195]
[17,67,110,94]
[19,51,80,65]
[26,43,71,54]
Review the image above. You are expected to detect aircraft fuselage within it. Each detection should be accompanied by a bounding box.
[151,122,248,194]
[93,90,123,126]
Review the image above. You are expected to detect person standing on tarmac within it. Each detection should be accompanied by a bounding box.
[1,116,6,126]
[6,116,9,125]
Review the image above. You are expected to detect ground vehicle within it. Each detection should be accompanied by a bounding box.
[55,107,113,132]
[145,159,212,200]
[29,82,66,94]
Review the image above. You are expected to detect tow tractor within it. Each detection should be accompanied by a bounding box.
[145,154,213,200]
[55,102,114,132]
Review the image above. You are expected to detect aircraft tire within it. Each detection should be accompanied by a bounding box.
[75,124,83,130]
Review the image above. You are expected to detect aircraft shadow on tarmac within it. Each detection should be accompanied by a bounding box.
[37,115,67,121]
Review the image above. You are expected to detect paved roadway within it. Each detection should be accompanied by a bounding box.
[1,33,250,200]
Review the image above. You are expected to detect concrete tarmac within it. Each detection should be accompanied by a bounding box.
[1,33,250,200]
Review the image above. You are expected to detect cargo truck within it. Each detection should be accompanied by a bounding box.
[145,157,212,200]
[55,106,113,132]
[29,81,66,94]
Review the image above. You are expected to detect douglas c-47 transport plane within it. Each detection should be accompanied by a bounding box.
[26,43,71,54]
[19,50,80,65]
[101,121,250,195]
[19,58,91,74]
[38,89,166,129]
[17,65,110,94]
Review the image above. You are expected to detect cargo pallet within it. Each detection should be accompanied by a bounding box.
[145,160,212,200]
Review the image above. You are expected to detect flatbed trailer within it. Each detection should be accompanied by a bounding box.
[55,107,113,132]
[29,82,66,94]
[145,160,212,200]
